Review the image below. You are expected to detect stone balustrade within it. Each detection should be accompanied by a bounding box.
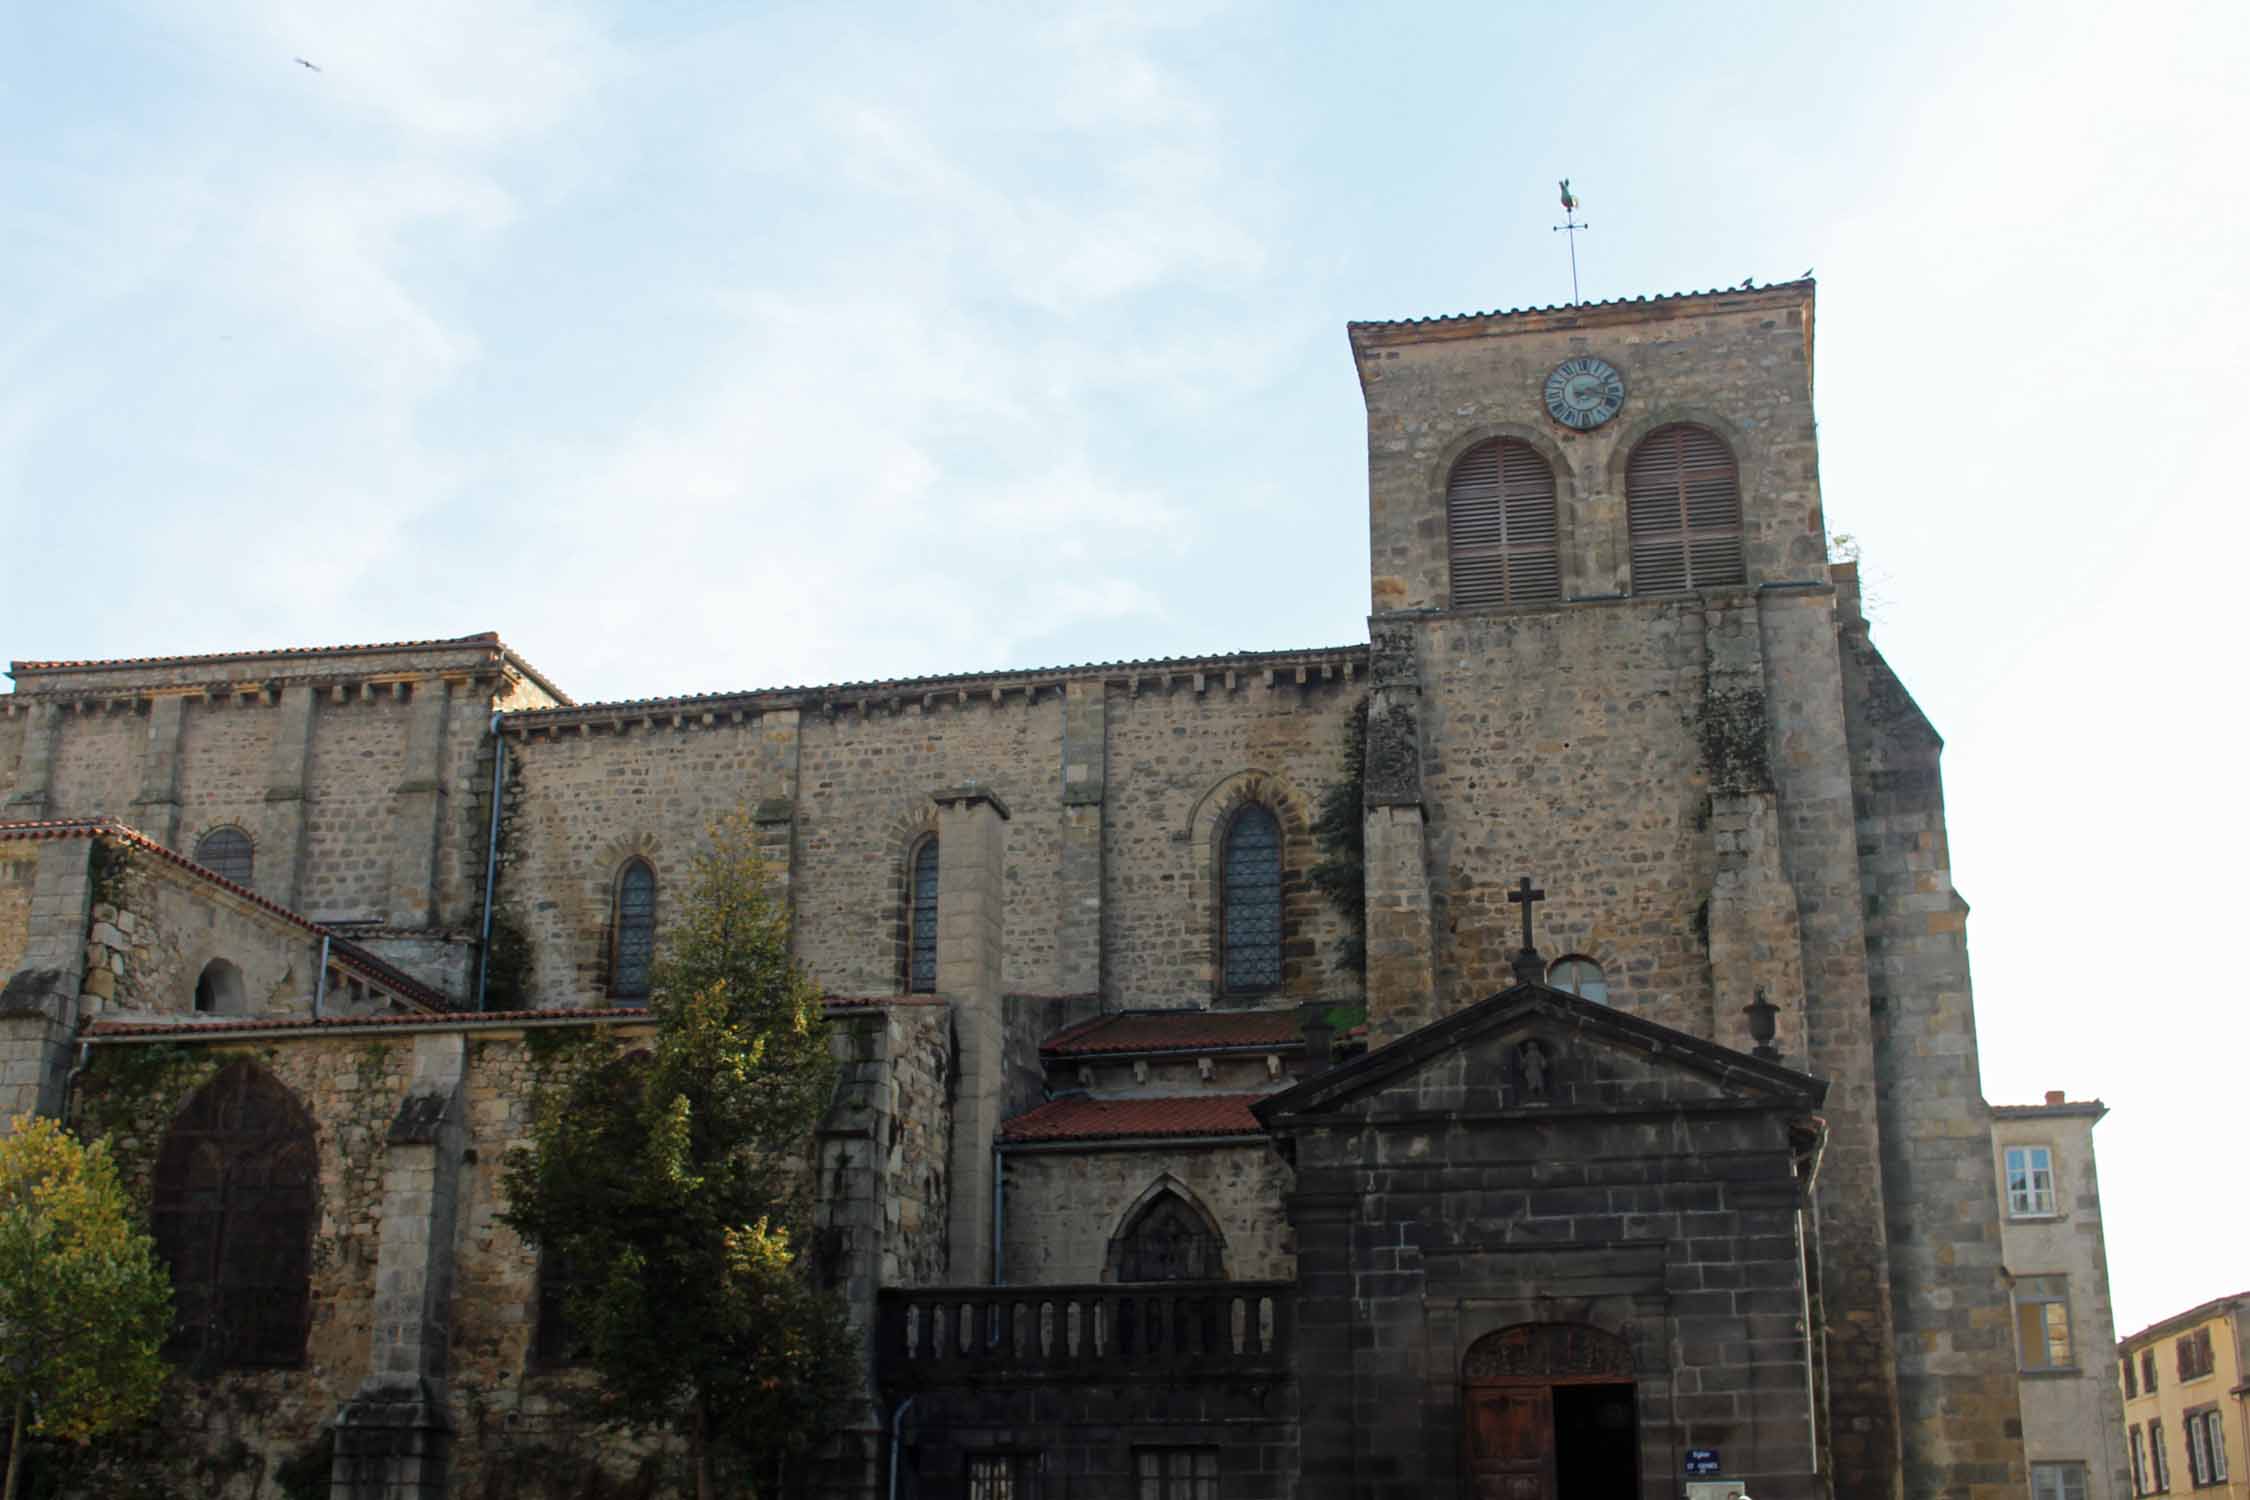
[877,1281,1292,1384]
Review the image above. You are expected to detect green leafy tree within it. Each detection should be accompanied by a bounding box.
[0,1115,171,1500]
[502,811,858,1499]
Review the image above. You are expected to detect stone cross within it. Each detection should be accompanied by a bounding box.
[1507,876,1545,954]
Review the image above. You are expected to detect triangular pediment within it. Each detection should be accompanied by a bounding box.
[1252,982,1825,1130]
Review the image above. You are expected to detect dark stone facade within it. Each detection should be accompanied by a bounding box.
[878,983,1829,1500]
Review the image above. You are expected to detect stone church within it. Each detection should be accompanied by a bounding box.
[0,280,2027,1500]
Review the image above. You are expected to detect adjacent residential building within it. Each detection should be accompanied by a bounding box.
[2119,1293,2250,1500]
[1994,1092,2130,1500]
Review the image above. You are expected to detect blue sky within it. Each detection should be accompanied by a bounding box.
[3,0,2243,1333]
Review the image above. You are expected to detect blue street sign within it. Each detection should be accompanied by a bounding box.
[1685,1449,1722,1475]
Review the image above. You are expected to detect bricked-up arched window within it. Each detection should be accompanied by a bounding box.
[610,859,657,1002]
[1118,1191,1225,1282]
[907,837,939,993]
[1447,438,1560,608]
[1626,423,1745,593]
[152,1061,316,1369]
[193,827,254,886]
[1220,804,1282,994]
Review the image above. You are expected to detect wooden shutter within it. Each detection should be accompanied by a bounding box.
[1626,424,1745,593]
[1447,439,1559,608]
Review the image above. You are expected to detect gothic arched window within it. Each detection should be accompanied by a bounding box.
[1626,423,1745,593]
[1117,1190,1225,1283]
[194,827,254,886]
[1447,438,1560,608]
[1220,804,1282,995]
[611,859,656,1002]
[152,1061,316,1369]
[907,837,939,994]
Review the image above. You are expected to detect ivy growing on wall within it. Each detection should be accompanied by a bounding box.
[1310,696,1369,980]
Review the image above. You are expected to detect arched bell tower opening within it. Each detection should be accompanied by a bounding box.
[1460,1323,1638,1500]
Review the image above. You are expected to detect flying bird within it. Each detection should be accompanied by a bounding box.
[294,57,322,72]
[1558,179,1579,214]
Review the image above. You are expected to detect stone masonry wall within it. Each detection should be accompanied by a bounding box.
[1000,1142,1295,1286]
[1353,287,1827,615]
[1100,672,1360,1008]
[0,844,31,976]
[46,705,141,820]
[881,1001,954,1288]
[62,1035,407,1499]
[300,691,413,921]
[795,695,1064,996]
[1415,597,1714,1032]
[1844,610,2026,1500]
[494,714,792,1005]
[175,694,279,859]
[87,852,323,1019]
[0,711,23,806]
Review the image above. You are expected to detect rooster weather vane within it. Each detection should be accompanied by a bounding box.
[1553,179,1588,305]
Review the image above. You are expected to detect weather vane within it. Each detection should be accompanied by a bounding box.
[1553,179,1588,305]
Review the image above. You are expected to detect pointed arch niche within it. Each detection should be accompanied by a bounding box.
[152,1060,318,1369]
[1105,1177,1231,1283]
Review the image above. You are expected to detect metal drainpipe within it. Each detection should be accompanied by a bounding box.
[886,1395,916,1500]
[57,1041,94,1122]
[313,933,331,1020]
[473,711,507,1012]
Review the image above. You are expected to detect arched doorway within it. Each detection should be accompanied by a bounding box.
[1461,1323,1638,1499]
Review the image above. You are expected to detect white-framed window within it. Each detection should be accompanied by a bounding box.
[968,1452,1035,1500]
[2032,1462,2089,1500]
[2014,1276,2073,1370]
[2006,1145,2057,1216]
[2187,1408,2229,1488]
[2153,1419,2173,1492]
[2133,1426,2149,1496]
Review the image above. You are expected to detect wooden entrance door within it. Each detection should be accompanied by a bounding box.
[1463,1383,1552,1500]
[1461,1323,1637,1500]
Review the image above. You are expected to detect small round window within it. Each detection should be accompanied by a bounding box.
[1547,956,1608,1006]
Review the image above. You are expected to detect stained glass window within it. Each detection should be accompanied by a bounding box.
[612,859,656,1001]
[1221,805,1281,994]
[152,1061,315,1368]
[194,827,254,886]
[909,838,939,993]
[1118,1192,1224,1282]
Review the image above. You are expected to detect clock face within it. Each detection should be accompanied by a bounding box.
[1543,356,1626,430]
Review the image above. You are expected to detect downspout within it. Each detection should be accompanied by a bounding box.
[57,1041,94,1123]
[474,711,507,1012]
[887,1395,917,1500]
[312,933,331,1020]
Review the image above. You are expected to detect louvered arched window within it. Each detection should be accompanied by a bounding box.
[611,859,656,1002]
[1220,804,1282,995]
[152,1061,316,1369]
[1446,438,1560,608]
[907,837,939,993]
[194,827,254,886]
[1626,424,1745,593]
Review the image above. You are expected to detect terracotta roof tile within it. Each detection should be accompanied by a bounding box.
[82,995,934,1040]
[1042,1009,1304,1058]
[0,819,454,1010]
[1000,1093,1267,1143]
[498,645,1367,727]
[1348,278,1814,333]
[8,633,572,705]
